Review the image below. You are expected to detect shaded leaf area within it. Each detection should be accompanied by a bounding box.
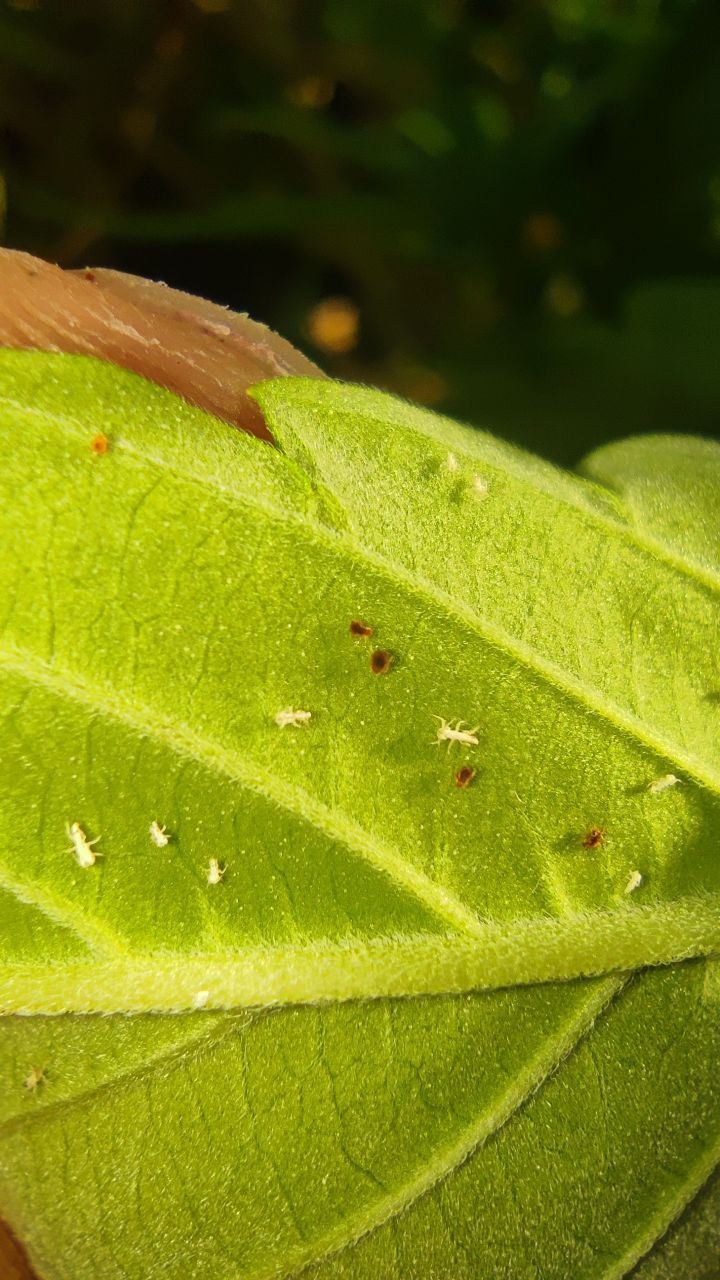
[1,966,717,1279]
[631,1161,720,1280]
[0,353,718,1277]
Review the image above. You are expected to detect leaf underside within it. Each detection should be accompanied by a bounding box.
[0,351,718,1279]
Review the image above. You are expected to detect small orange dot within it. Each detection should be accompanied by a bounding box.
[455,765,475,789]
[306,296,360,355]
[350,620,373,638]
[370,649,393,675]
[90,433,110,455]
[582,826,605,850]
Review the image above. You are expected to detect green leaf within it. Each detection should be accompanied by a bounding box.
[580,432,720,578]
[0,351,718,1279]
[0,356,719,1012]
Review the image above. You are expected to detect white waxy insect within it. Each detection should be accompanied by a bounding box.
[149,820,171,847]
[625,870,643,894]
[66,822,102,868]
[24,1065,47,1094]
[275,708,312,728]
[207,858,226,886]
[648,773,681,794]
[434,717,480,750]
[473,475,489,498]
[193,990,210,1010]
[446,452,459,472]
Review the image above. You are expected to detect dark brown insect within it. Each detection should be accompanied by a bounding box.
[582,826,605,850]
[90,433,110,455]
[370,649,393,675]
[350,620,374,638]
[455,765,475,789]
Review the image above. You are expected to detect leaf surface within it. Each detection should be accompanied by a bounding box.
[1,356,719,1013]
[0,352,718,1279]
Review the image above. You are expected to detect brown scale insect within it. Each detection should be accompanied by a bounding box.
[582,826,605,850]
[455,765,475,789]
[370,649,393,675]
[90,432,110,455]
[350,620,374,638]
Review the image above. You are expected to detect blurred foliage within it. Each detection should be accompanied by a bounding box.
[0,0,719,462]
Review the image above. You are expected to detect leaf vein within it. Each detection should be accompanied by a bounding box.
[0,1011,254,1140]
[248,977,624,1280]
[601,1125,720,1279]
[0,644,485,941]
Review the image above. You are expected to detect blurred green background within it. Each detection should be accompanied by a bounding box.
[1,0,719,463]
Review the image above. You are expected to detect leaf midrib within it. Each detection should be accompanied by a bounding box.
[3,393,720,795]
[4,876,720,1013]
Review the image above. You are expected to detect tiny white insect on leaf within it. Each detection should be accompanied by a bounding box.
[275,708,312,728]
[473,475,489,498]
[625,870,643,894]
[66,821,102,868]
[207,858,225,885]
[434,717,480,751]
[149,820,171,847]
[446,452,459,472]
[648,773,681,794]
[193,990,210,1009]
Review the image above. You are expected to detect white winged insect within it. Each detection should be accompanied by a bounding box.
[207,858,226,886]
[149,820,171,847]
[648,773,680,795]
[434,717,480,751]
[625,870,643,894]
[66,822,102,868]
[275,708,312,729]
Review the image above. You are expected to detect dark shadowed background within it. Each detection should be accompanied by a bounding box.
[1,0,719,463]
